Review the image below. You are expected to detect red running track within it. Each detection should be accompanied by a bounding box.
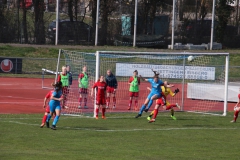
[0,77,236,114]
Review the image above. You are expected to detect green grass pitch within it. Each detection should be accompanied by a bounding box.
[0,112,239,160]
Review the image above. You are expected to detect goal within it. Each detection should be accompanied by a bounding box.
[56,49,229,117]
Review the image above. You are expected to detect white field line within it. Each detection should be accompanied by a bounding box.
[0,102,42,104]
[1,120,239,132]
[1,88,42,90]
[0,114,217,120]
[0,96,42,100]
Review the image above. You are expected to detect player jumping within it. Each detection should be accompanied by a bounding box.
[147,81,180,121]
[135,69,173,118]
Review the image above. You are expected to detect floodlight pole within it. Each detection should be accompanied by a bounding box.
[133,0,138,47]
[171,0,176,49]
[210,0,216,50]
[95,0,100,46]
[55,0,59,45]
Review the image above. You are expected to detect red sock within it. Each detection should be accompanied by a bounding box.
[84,98,87,106]
[102,108,106,116]
[79,97,82,105]
[153,109,158,119]
[234,110,239,121]
[135,100,138,107]
[42,115,47,123]
[96,108,99,116]
[129,100,132,107]
[113,97,116,106]
[166,104,176,110]
[106,97,110,107]
[63,95,67,106]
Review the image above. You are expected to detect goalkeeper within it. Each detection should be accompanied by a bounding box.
[147,81,181,121]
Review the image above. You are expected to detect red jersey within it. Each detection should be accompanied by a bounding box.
[92,81,107,97]
[45,90,54,99]
[238,94,240,99]
[128,76,140,85]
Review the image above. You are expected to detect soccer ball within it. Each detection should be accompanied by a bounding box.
[188,56,194,62]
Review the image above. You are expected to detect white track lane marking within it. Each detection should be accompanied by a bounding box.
[0,96,41,100]
[0,102,42,104]
[1,120,239,132]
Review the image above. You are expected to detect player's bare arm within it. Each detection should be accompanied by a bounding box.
[43,98,47,108]
[91,88,94,97]
[139,75,148,81]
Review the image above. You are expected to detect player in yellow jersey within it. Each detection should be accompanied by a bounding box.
[147,81,180,120]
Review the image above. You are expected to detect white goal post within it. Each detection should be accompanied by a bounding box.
[56,49,229,117]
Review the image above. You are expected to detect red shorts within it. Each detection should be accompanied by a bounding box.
[129,92,139,97]
[96,97,106,105]
[79,88,88,94]
[45,105,50,113]
[156,96,166,106]
[107,86,115,93]
[62,87,69,95]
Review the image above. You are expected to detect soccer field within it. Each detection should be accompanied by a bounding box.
[0,112,239,160]
[0,47,239,160]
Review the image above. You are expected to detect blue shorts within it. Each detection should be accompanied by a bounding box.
[49,101,61,112]
[50,105,61,112]
[147,92,161,100]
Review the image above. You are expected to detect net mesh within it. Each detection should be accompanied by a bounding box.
[57,50,228,116]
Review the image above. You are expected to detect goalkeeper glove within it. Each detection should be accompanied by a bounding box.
[174,88,179,94]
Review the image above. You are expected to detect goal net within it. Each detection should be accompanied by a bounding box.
[56,49,229,116]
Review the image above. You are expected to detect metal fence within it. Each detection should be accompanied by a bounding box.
[0,0,240,48]
[1,57,240,82]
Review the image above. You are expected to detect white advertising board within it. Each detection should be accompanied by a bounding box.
[116,63,215,80]
[187,83,239,102]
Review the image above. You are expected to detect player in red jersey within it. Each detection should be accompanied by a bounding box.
[40,84,56,128]
[57,66,69,109]
[91,75,107,119]
[128,70,140,111]
[148,94,167,123]
[231,93,240,123]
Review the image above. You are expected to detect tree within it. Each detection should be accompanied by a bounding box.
[21,0,28,43]
[198,0,212,21]
[215,0,234,43]
[92,0,118,45]
[33,0,45,44]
